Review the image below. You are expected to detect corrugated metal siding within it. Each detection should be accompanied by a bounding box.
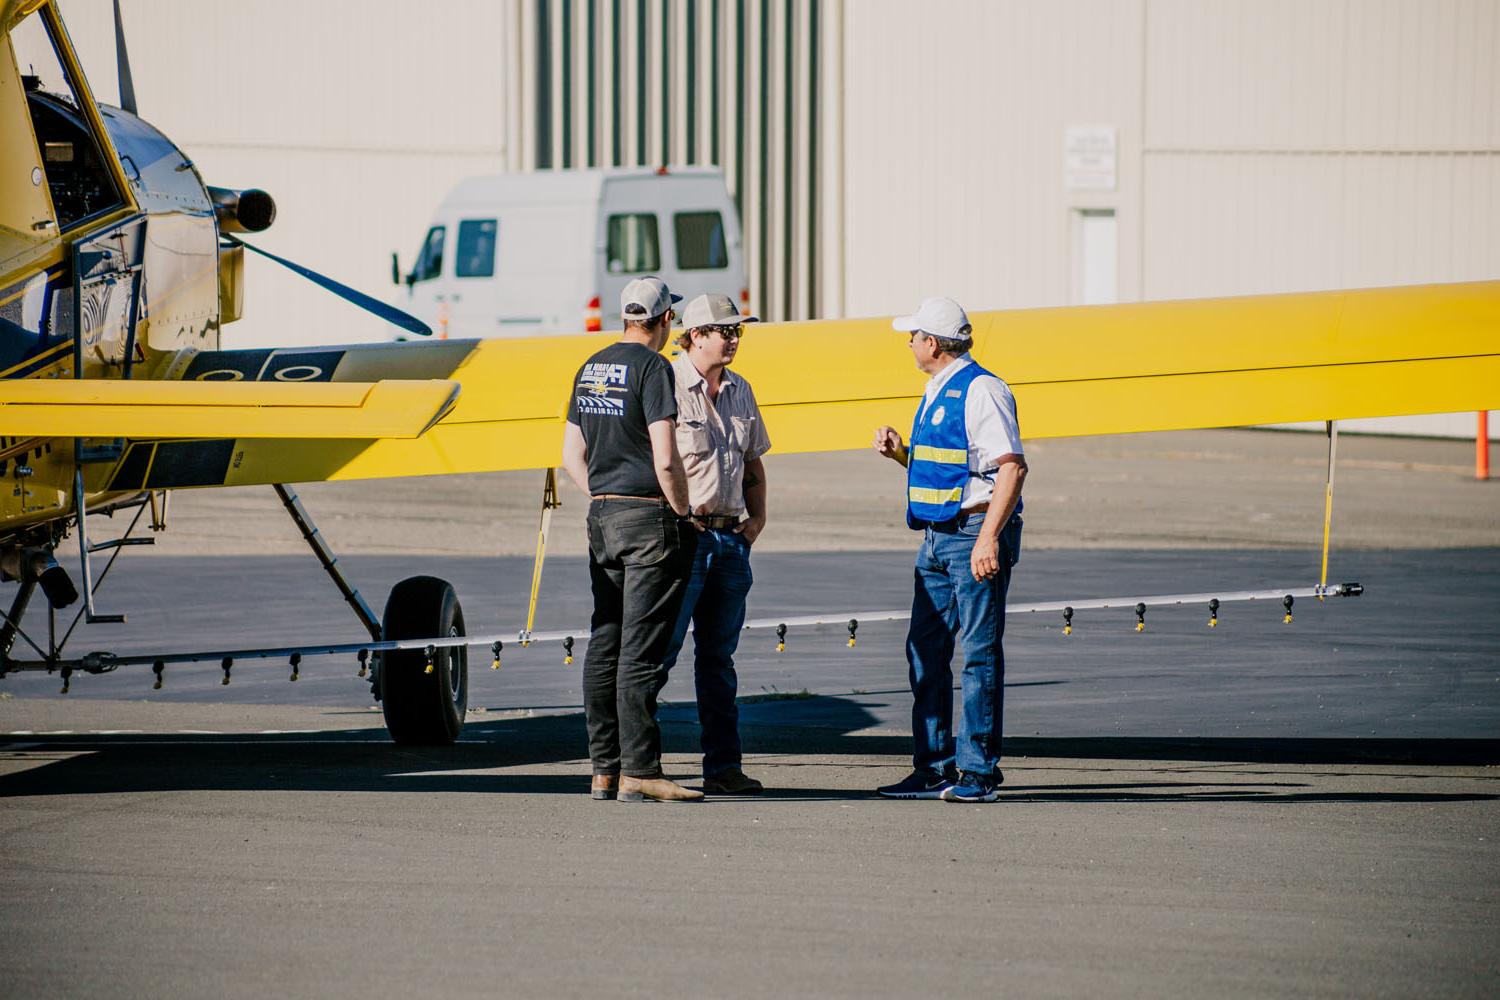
[522,0,823,322]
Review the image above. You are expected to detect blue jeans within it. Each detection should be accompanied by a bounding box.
[661,527,753,776]
[906,512,1022,776]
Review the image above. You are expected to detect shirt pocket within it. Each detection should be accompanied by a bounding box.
[729,414,757,453]
[678,418,714,459]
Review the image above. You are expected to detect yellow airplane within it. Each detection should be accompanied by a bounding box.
[1,0,1496,744]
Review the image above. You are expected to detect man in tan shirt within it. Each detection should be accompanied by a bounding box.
[660,292,771,795]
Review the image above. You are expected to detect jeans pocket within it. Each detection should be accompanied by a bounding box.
[606,508,674,566]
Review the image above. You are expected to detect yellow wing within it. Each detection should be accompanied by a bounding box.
[71,279,1500,493]
[0,378,459,439]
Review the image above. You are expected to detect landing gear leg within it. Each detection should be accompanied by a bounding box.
[272,483,383,697]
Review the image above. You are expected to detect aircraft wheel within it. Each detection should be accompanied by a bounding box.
[379,576,467,745]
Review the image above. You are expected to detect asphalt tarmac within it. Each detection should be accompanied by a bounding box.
[2,430,1497,998]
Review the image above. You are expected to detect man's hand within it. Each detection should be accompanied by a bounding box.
[874,426,907,466]
[970,533,1001,581]
[734,514,766,545]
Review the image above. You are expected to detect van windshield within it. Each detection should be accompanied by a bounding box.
[456,219,497,277]
[675,211,727,270]
[606,213,660,273]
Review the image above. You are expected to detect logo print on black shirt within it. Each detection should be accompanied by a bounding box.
[575,362,628,415]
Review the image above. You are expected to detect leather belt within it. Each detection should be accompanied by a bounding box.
[694,514,742,530]
[592,494,669,505]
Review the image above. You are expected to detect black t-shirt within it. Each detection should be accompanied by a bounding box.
[566,341,678,497]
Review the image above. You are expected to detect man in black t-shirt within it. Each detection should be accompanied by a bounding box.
[562,275,701,803]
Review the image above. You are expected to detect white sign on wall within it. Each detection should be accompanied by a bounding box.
[1065,126,1117,191]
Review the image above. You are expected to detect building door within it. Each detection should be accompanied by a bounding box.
[1072,209,1117,305]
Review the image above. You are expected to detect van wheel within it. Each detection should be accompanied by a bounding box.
[379,576,467,745]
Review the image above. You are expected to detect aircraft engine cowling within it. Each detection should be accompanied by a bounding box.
[208,186,277,234]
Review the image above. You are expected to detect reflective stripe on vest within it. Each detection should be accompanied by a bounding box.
[905,361,994,528]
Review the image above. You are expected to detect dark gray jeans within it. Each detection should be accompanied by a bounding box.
[584,498,697,777]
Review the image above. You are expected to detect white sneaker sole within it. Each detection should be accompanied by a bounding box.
[940,788,999,802]
[877,786,952,800]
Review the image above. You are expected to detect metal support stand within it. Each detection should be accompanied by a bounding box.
[273,483,381,641]
[73,468,126,624]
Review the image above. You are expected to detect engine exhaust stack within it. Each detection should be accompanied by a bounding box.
[0,547,79,609]
[208,186,277,234]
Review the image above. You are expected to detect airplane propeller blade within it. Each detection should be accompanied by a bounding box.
[112,0,137,114]
[231,237,433,338]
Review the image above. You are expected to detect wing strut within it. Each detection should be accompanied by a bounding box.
[517,468,562,650]
[1319,420,1339,594]
[273,483,381,643]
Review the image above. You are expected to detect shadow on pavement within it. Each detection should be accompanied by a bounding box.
[2,693,1496,801]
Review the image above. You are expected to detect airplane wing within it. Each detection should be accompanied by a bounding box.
[0,378,459,439]
[75,279,1500,493]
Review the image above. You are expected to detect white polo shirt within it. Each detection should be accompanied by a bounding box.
[919,354,1024,511]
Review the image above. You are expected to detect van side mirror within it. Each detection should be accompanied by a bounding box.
[390,252,401,286]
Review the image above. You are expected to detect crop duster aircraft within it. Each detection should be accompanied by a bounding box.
[1,0,1496,744]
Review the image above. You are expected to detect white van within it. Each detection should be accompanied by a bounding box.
[392,167,747,339]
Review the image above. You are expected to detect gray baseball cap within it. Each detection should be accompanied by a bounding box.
[680,292,759,329]
[892,296,971,340]
[620,275,682,322]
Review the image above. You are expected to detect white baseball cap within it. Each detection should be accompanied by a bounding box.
[680,292,759,329]
[892,296,971,341]
[620,275,682,322]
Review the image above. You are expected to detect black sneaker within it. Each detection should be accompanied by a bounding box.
[877,769,957,799]
[940,770,1002,802]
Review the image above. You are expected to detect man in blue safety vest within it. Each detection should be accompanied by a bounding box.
[873,296,1028,803]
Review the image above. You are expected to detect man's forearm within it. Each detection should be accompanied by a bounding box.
[980,460,1026,538]
[743,458,768,521]
[657,452,690,514]
[561,423,590,495]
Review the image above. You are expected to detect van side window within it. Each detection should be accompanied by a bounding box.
[674,212,728,270]
[606,213,660,273]
[456,219,497,278]
[412,225,445,282]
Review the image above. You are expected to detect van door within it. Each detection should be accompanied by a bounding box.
[599,204,663,331]
[400,222,447,339]
[445,217,500,337]
[596,174,746,328]
[671,205,741,308]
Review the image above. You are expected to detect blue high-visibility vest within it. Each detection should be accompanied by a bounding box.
[906,360,994,528]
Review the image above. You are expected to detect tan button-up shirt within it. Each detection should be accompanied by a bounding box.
[671,354,772,517]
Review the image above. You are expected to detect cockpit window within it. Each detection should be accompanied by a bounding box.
[9,12,78,111]
[9,9,126,230]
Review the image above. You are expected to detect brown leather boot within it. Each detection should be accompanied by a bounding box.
[618,774,704,803]
[591,774,619,800]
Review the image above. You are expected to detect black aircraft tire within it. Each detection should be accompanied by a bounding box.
[379,576,467,745]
